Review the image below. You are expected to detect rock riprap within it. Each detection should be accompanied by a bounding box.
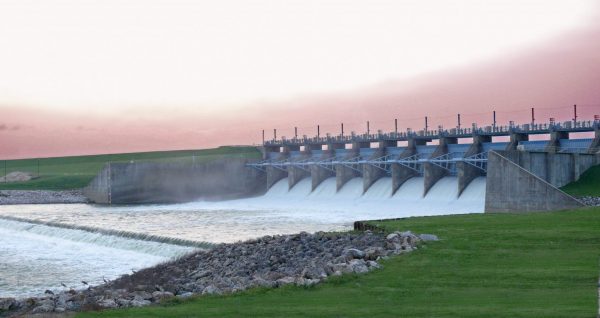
[0,190,87,205]
[578,196,600,207]
[0,230,437,316]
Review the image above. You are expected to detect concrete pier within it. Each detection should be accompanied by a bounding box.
[546,131,569,152]
[336,142,364,191]
[310,144,335,191]
[423,137,456,196]
[507,132,528,150]
[391,139,421,194]
[457,135,488,196]
[287,146,310,189]
[266,150,289,189]
[362,145,388,193]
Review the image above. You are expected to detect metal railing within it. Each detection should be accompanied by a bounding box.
[265,119,599,146]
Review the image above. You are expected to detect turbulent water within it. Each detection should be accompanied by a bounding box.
[0,176,485,298]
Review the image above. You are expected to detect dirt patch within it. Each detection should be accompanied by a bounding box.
[0,171,35,183]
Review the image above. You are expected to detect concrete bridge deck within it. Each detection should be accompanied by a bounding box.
[263,119,598,148]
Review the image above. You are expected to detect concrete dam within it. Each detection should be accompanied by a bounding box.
[84,118,600,213]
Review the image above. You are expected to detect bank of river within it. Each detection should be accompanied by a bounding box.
[0,190,87,205]
[0,230,436,316]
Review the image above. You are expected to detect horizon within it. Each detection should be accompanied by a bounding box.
[1,0,600,159]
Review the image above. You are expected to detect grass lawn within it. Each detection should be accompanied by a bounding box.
[561,165,600,196]
[78,207,600,318]
[0,146,261,190]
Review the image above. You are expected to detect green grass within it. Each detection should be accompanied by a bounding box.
[78,207,600,318]
[0,146,261,190]
[561,165,600,196]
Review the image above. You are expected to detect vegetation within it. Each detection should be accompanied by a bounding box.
[561,164,600,196]
[0,146,261,190]
[79,207,600,318]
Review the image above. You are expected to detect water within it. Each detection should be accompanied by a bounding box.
[0,176,486,297]
[0,218,194,297]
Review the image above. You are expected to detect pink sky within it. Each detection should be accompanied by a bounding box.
[1,1,599,159]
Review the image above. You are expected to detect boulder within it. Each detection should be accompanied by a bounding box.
[419,234,439,241]
[364,246,386,260]
[202,285,222,295]
[130,299,151,307]
[275,276,296,286]
[152,291,174,302]
[343,248,366,260]
[348,259,369,274]
[98,298,118,309]
[0,298,17,311]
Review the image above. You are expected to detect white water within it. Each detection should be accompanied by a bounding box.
[0,176,485,298]
[0,219,195,297]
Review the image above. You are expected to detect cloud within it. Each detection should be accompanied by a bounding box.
[0,124,6,131]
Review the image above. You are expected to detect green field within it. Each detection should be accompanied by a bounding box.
[561,165,600,196]
[0,146,261,190]
[78,207,600,318]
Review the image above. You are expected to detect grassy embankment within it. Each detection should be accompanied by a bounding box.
[79,206,600,318]
[0,146,261,190]
[561,165,600,196]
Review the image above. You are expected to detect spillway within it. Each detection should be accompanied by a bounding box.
[254,176,485,216]
[363,177,393,199]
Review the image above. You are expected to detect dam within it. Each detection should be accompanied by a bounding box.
[84,117,600,213]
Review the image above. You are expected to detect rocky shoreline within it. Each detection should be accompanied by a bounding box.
[578,196,600,207]
[0,190,88,205]
[0,230,437,316]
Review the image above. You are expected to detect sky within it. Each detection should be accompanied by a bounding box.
[1,0,599,158]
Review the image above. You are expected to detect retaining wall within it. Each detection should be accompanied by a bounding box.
[83,158,265,204]
[499,150,599,187]
[485,151,584,212]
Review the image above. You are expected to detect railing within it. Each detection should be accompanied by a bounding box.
[248,151,488,174]
[265,119,599,146]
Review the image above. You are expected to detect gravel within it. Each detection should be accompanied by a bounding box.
[0,190,88,205]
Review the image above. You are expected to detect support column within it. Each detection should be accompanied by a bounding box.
[507,132,528,150]
[362,140,396,193]
[391,138,423,194]
[589,125,600,154]
[335,142,364,191]
[546,131,568,153]
[423,137,456,197]
[457,135,489,196]
[311,144,335,191]
[286,145,309,190]
[266,148,288,189]
[362,147,386,193]
[267,166,287,189]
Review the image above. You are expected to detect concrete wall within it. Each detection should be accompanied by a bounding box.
[391,146,417,195]
[336,147,361,191]
[83,158,266,204]
[362,147,386,193]
[423,138,454,196]
[457,135,487,196]
[83,164,111,203]
[485,151,584,212]
[500,150,600,187]
[310,149,334,191]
